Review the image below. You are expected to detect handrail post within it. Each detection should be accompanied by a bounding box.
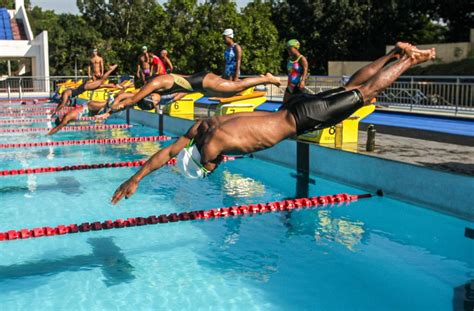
[7,81,11,103]
[19,78,23,100]
[410,77,414,112]
[455,78,460,116]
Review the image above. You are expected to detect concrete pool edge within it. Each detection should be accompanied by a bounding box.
[121,110,474,221]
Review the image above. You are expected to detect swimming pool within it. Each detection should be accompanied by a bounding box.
[0,102,472,310]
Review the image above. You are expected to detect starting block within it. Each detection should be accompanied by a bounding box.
[298,104,375,144]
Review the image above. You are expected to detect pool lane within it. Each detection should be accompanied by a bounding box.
[361,111,474,137]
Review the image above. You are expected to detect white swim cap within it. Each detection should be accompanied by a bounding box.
[222,28,234,38]
[176,145,207,179]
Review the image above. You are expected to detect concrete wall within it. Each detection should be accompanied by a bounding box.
[328,61,371,76]
[329,29,474,74]
[124,110,474,221]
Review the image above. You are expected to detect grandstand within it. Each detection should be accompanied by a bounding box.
[0,0,49,94]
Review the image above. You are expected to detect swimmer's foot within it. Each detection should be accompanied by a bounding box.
[391,42,413,58]
[265,73,281,87]
[108,64,118,72]
[409,48,436,65]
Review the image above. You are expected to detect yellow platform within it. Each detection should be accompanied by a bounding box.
[213,91,267,116]
[162,93,203,120]
[298,104,375,144]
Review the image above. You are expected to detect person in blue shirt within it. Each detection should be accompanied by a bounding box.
[222,29,242,81]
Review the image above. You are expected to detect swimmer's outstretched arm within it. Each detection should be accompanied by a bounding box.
[47,109,80,136]
[111,121,201,204]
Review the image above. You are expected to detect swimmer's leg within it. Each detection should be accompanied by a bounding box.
[204,73,281,95]
[352,48,435,105]
[345,42,411,87]
[85,64,118,90]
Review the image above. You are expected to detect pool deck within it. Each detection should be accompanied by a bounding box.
[356,130,474,177]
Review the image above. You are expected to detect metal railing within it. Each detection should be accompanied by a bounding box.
[0,75,124,101]
[266,75,474,115]
[1,74,473,115]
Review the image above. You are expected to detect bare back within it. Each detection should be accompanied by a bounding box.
[195,110,297,164]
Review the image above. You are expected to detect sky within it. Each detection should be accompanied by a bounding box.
[30,0,251,14]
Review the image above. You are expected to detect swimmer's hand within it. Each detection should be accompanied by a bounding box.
[96,112,110,120]
[111,177,138,204]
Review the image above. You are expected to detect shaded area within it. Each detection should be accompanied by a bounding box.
[0,237,135,287]
[0,176,83,195]
[418,162,474,176]
[452,281,474,311]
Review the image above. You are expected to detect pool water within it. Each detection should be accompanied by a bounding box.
[0,104,472,310]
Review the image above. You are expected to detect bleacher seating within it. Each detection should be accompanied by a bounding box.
[0,8,14,40]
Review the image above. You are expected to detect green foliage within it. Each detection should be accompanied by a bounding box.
[25,0,472,76]
[29,7,105,75]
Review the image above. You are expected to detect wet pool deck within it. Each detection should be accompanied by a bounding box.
[354,130,474,177]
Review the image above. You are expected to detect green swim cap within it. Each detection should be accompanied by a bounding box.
[142,46,147,51]
[287,39,300,49]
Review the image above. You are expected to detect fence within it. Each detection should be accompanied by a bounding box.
[0,75,123,100]
[266,75,474,115]
[1,75,473,115]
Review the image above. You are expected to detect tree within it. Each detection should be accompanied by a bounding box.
[29,7,105,75]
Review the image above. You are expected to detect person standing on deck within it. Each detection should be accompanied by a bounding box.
[150,51,167,77]
[283,39,309,104]
[222,29,242,81]
[88,48,104,81]
[137,46,151,83]
[160,50,174,74]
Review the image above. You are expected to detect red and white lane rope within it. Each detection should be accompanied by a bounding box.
[0,135,173,149]
[0,193,372,242]
[0,106,68,112]
[0,156,242,176]
[0,110,73,117]
[0,117,100,124]
[0,124,132,133]
[0,159,169,176]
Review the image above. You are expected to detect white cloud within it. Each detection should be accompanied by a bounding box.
[30,0,250,15]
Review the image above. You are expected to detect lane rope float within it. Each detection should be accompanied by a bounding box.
[0,193,372,242]
[0,106,67,112]
[0,155,243,176]
[0,124,132,133]
[0,117,100,124]
[0,110,72,117]
[0,135,174,149]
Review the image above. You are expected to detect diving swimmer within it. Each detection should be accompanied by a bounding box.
[108,72,281,113]
[52,64,119,116]
[111,43,436,204]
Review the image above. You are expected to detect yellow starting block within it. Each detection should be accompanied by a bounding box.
[298,104,375,144]
[163,92,203,120]
[213,91,267,116]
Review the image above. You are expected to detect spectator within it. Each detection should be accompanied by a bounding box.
[160,50,174,73]
[222,29,242,81]
[283,39,308,104]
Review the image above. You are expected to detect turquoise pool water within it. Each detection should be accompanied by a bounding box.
[0,103,472,310]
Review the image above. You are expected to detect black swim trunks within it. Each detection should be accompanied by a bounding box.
[70,83,87,98]
[286,87,364,135]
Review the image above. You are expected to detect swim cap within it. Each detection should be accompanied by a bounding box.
[287,39,300,49]
[142,46,147,51]
[93,48,98,53]
[54,117,61,126]
[137,99,155,111]
[176,145,207,179]
[222,29,234,38]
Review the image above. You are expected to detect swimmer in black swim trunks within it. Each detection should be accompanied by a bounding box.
[112,43,436,204]
[109,71,281,112]
[52,64,119,116]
